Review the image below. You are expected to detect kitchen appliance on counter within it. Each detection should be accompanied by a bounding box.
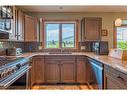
[108,49,127,60]
[6,48,22,56]
[0,56,31,89]
[93,41,109,55]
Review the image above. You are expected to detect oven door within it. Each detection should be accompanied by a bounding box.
[0,65,31,89]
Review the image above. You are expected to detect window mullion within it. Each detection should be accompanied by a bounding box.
[59,23,62,48]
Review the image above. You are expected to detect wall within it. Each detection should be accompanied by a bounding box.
[27,12,127,49]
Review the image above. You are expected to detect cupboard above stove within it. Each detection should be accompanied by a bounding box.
[0,6,39,42]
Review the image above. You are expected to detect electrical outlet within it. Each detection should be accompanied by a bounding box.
[38,46,42,50]
[81,46,86,50]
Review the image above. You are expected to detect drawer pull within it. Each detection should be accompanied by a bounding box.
[117,76,125,81]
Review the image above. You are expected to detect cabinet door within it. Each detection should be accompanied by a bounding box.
[9,7,18,40]
[61,60,75,83]
[24,15,37,41]
[81,17,102,41]
[31,56,44,85]
[45,60,60,83]
[17,10,24,41]
[77,56,86,83]
[104,65,127,89]
[104,74,121,89]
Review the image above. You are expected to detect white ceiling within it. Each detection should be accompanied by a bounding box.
[17,6,127,12]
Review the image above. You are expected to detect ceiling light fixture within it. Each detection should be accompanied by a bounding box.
[115,18,122,26]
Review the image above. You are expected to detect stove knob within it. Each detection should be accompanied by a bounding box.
[16,64,21,70]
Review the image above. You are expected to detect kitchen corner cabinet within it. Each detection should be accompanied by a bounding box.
[76,56,87,83]
[81,17,102,41]
[31,56,44,86]
[24,15,37,42]
[10,7,24,41]
[104,65,127,89]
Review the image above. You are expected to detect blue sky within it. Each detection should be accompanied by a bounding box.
[46,24,74,41]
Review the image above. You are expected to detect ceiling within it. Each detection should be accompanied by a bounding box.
[17,6,127,12]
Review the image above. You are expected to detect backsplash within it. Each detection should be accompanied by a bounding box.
[24,42,41,52]
[0,41,41,55]
[0,41,96,55]
[78,41,94,52]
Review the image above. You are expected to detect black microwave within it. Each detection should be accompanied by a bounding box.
[93,41,109,55]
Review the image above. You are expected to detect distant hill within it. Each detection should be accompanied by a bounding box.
[62,36,74,41]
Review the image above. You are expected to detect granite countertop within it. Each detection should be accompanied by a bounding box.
[16,52,127,74]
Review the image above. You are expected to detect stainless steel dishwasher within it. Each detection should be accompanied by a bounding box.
[88,58,104,89]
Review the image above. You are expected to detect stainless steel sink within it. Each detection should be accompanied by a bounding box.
[48,52,72,54]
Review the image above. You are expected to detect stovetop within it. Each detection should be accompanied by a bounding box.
[0,56,30,82]
[0,56,24,67]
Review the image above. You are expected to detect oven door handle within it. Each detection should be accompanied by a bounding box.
[0,66,31,89]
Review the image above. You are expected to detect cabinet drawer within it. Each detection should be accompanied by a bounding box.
[104,65,127,88]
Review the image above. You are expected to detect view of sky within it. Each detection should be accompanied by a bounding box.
[46,23,75,41]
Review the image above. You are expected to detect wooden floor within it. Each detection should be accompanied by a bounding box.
[32,84,90,90]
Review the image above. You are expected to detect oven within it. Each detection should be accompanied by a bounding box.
[6,65,31,89]
[0,57,31,89]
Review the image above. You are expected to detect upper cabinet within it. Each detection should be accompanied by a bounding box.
[24,15,38,42]
[9,7,24,41]
[81,17,102,41]
[0,6,13,19]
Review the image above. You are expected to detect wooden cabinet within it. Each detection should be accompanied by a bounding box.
[61,59,75,83]
[10,7,18,40]
[104,65,127,89]
[81,17,102,41]
[24,15,37,42]
[10,7,24,41]
[17,10,24,41]
[76,56,87,83]
[45,60,60,83]
[44,56,76,83]
[31,56,44,86]
[30,55,89,85]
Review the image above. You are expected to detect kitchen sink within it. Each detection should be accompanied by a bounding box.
[48,52,72,54]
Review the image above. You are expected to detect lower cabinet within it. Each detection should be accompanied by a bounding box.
[44,56,76,83]
[61,59,75,83]
[45,60,60,83]
[31,56,44,86]
[104,65,127,89]
[30,55,87,85]
[76,56,87,83]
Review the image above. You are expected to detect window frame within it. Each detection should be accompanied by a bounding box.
[114,22,127,48]
[43,20,77,49]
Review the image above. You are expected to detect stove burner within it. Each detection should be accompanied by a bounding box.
[0,56,30,81]
[0,56,23,67]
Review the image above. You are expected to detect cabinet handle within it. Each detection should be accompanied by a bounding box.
[117,76,125,82]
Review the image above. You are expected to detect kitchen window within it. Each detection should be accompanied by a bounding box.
[44,21,77,49]
[114,20,127,49]
[115,26,127,49]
